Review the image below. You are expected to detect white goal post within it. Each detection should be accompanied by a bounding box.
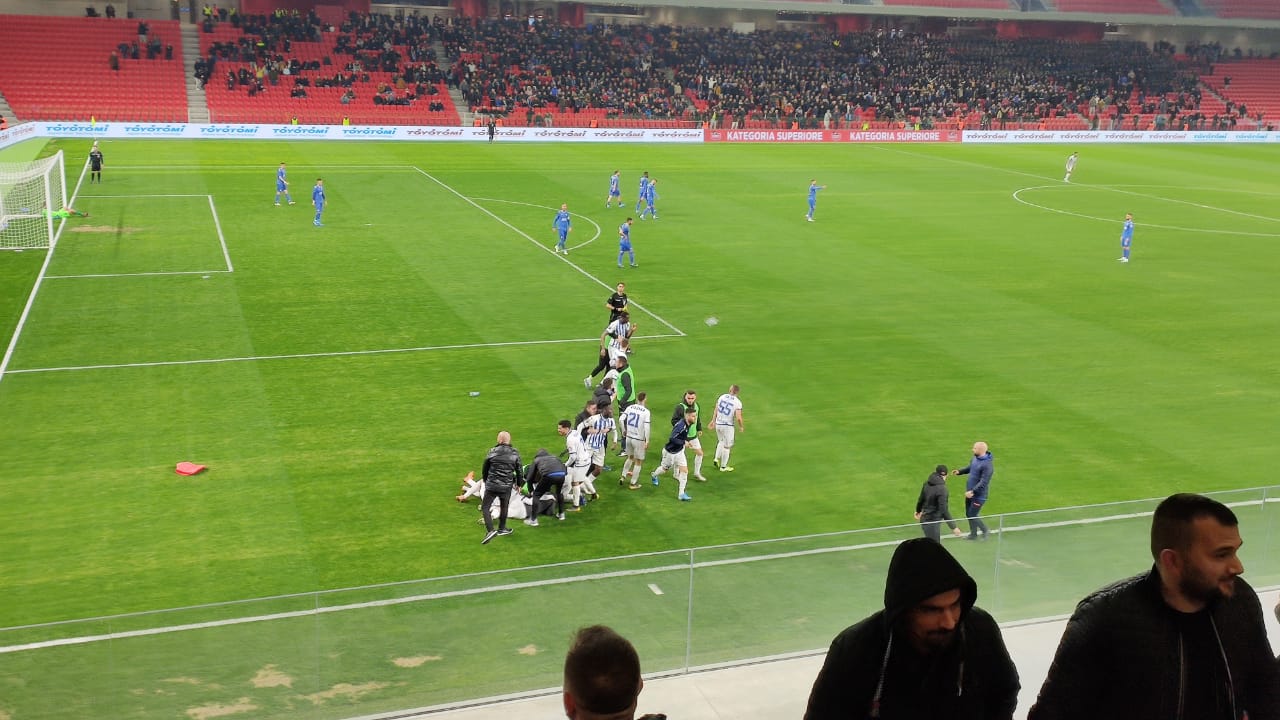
[0,151,67,251]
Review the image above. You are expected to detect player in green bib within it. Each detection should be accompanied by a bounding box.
[671,390,708,482]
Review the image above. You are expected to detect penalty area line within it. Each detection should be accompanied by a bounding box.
[3,334,682,375]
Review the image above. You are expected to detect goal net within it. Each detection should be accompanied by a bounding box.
[0,151,67,251]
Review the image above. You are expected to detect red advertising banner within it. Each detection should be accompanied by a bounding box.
[704,128,960,143]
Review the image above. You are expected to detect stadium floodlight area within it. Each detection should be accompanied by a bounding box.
[0,151,66,250]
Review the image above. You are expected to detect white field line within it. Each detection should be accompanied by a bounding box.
[3,333,683,375]
[874,145,1280,230]
[105,165,417,171]
[1010,186,1280,237]
[72,194,210,198]
[3,497,1274,655]
[412,166,685,337]
[468,196,603,252]
[209,194,234,271]
[44,270,232,279]
[0,156,90,388]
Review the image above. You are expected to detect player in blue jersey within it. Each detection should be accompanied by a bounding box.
[651,406,697,501]
[606,170,622,208]
[1118,212,1134,263]
[553,203,572,255]
[634,172,650,213]
[311,178,326,226]
[618,218,636,268]
[806,179,826,222]
[639,179,658,220]
[274,162,295,206]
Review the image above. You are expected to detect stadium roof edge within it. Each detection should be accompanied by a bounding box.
[585,0,1280,29]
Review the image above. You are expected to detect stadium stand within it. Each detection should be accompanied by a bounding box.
[0,9,1270,131]
[1200,0,1280,20]
[0,15,187,122]
[1201,60,1280,128]
[198,11,459,125]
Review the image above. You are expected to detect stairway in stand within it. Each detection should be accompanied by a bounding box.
[181,24,209,123]
[436,40,470,127]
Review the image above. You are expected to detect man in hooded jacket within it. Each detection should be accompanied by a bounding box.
[524,447,568,524]
[805,538,1020,720]
[916,464,963,543]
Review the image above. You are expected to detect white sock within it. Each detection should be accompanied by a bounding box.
[722,449,732,466]
[631,464,643,485]
[582,475,598,494]
[677,471,688,495]
[571,483,582,507]
[694,454,704,477]
[621,459,633,478]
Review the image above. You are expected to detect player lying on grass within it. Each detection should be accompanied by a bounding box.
[46,206,90,219]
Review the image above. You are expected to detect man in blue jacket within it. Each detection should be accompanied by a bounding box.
[952,441,993,540]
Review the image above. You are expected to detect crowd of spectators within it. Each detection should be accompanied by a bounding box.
[190,10,1270,129]
[434,19,1241,129]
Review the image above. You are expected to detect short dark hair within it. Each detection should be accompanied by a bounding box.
[1150,493,1238,560]
[558,419,572,430]
[564,625,641,715]
[636,391,646,402]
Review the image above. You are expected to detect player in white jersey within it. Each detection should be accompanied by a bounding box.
[583,404,616,476]
[604,312,635,362]
[618,392,651,488]
[1064,152,1078,182]
[712,385,745,472]
[559,419,593,514]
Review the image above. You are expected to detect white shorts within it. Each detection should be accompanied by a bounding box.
[590,447,607,467]
[568,464,590,486]
[686,437,702,453]
[625,437,647,461]
[715,424,736,448]
[659,448,687,472]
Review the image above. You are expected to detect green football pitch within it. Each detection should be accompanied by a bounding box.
[1,137,1278,629]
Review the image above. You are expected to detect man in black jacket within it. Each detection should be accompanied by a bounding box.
[479,431,522,545]
[916,464,963,543]
[1029,492,1280,720]
[523,447,567,525]
[805,538,1020,719]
